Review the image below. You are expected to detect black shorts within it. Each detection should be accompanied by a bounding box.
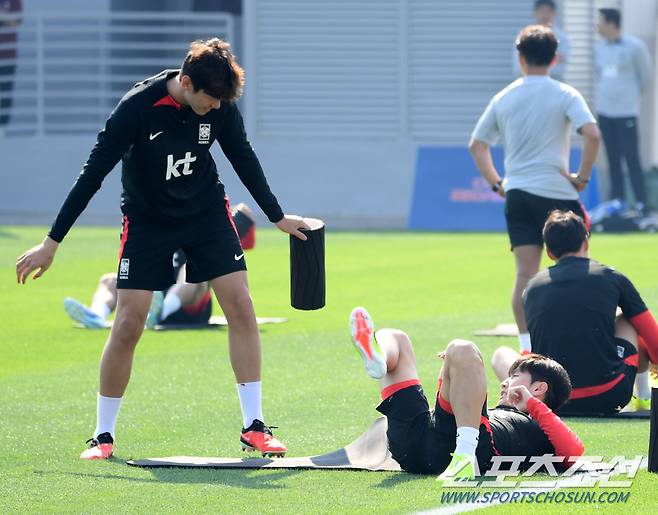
[376,384,495,475]
[160,291,212,326]
[557,338,638,416]
[505,189,588,249]
[116,199,246,291]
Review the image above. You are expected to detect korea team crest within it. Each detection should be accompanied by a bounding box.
[198,124,211,144]
[119,258,130,279]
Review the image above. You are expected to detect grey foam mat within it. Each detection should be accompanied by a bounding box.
[127,417,401,471]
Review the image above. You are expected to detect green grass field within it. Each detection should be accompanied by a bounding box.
[1,226,657,514]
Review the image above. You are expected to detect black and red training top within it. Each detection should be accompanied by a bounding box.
[48,69,283,243]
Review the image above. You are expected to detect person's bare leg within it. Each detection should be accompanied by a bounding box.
[83,289,151,447]
[512,245,542,349]
[91,273,118,317]
[168,281,208,306]
[99,289,152,396]
[440,339,487,429]
[210,271,260,383]
[375,329,420,390]
[491,346,521,382]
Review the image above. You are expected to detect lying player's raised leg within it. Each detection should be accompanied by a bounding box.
[81,289,152,460]
[437,339,488,481]
[491,345,521,382]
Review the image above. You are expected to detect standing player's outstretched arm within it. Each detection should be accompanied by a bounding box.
[16,97,139,284]
[218,102,310,240]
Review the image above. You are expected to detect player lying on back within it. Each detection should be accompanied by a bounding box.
[492,210,658,414]
[63,203,256,329]
[348,307,584,479]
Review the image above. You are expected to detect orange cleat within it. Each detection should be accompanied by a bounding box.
[80,432,114,460]
[240,420,287,457]
[350,307,387,379]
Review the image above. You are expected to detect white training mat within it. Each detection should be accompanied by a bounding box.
[127,417,402,471]
[75,316,287,330]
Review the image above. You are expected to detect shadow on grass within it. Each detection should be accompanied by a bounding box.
[34,463,305,489]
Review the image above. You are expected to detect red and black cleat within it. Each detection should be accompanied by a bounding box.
[80,432,114,460]
[240,420,287,458]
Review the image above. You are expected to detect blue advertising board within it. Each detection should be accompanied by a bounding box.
[409,146,599,231]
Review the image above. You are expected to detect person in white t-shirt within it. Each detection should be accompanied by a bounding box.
[469,25,601,353]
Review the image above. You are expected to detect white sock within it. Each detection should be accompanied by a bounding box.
[236,381,263,428]
[94,394,123,438]
[91,302,111,321]
[635,372,650,400]
[518,333,531,353]
[454,426,479,457]
[161,293,182,320]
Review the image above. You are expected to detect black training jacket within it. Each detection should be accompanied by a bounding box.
[49,69,283,242]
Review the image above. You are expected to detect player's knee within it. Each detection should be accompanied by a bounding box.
[112,312,145,344]
[99,273,117,288]
[445,339,482,366]
[377,328,413,350]
[223,291,256,325]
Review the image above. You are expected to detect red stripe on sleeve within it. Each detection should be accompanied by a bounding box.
[526,396,584,464]
[629,310,658,364]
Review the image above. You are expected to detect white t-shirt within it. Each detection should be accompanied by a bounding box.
[471,75,595,200]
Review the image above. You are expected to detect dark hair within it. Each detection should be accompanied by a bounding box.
[599,8,621,28]
[534,0,556,10]
[516,25,558,66]
[180,38,245,101]
[542,210,588,259]
[509,354,572,410]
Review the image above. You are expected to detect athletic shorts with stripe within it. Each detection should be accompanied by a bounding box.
[116,198,246,291]
[557,337,638,416]
[505,189,590,249]
[376,382,496,475]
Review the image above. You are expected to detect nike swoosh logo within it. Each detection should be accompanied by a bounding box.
[234,253,244,261]
[149,131,163,140]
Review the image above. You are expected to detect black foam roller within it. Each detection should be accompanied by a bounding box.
[290,219,325,310]
[649,387,658,473]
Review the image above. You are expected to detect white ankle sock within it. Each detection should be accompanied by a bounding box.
[91,302,111,321]
[635,371,650,400]
[454,426,479,457]
[518,333,531,353]
[236,381,263,428]
[161,294,182,320]
[94,394,123,438]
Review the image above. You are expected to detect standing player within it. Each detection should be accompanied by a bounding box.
[470,25,600,353]
[349,307,583,478]
[493,210,658,414]
[15,39,309,459]
[595,8,652,213]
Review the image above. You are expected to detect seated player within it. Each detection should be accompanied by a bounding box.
[349,307,583,479]
[63,203,256,329]
[494,210,658,414]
